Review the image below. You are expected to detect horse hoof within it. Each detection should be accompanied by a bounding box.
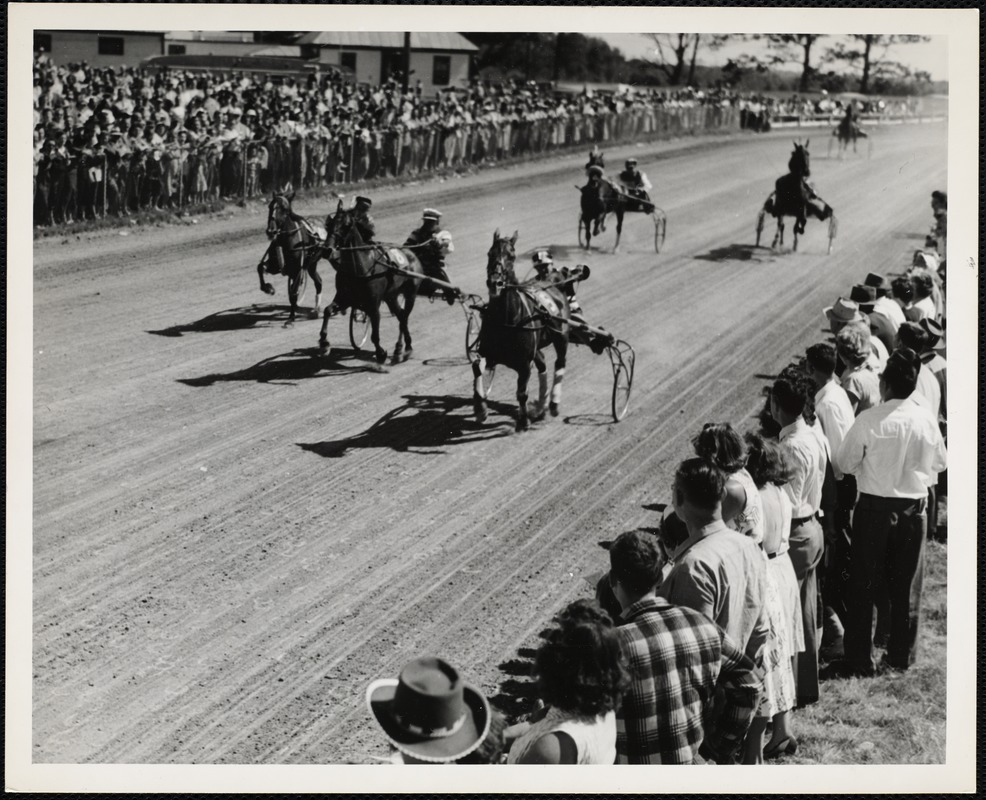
[515,418,529,432]
[263,285,276,296]
[549,403,559,417]
[474,401,488,422]
[309,308,320,319]
[284,319,295,328]
[375,351,388,364]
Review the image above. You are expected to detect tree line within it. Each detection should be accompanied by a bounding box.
[465,33,944,96]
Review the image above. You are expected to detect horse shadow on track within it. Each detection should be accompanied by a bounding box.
[178,347,378,387]
[298,393,516,457]
[694,243,779,263]
[148,304,310,337]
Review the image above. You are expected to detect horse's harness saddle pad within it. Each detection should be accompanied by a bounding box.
[386,248,410,269]
[301,219,327,242]
[524,288,562,320]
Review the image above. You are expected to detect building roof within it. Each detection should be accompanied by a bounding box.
[250,45,303,58]
[296,31,477,52]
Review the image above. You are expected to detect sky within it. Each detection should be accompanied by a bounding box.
[596,33,948,82]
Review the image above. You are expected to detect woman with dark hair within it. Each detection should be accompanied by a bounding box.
[507,599,629,764]
[744,432,803,760]
[692,422,762,537]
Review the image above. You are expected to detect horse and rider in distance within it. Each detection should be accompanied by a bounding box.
[578,152,666,253]
[757,139,837,254]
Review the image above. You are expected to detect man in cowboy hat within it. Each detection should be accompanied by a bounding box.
[366,656,498,763]
[850,283,896,354]
[864,272,906,328]
[353,195,376,242]
[404,208,457,304]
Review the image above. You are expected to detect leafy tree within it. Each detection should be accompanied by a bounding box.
[826,35,931,93]
[643,33,731,86]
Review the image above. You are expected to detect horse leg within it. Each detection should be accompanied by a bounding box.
[386,295,412,364]
[309,263,323,318]
[515,364,532,432]
[613,210,624,253]
[368,307,387,364]
[258,261,274,296]
[472,359,492,422]
[548,339,568,417]
[530,351,548,421]
[772,218,782,249]
[286,273,299,326]
[318,305,332,356]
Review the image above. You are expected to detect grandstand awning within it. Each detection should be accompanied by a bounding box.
[296,31,478,51]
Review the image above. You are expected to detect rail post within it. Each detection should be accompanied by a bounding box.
[102,153,108,217]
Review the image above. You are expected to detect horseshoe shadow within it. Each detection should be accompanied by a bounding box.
[148,304,305,337]
[177,347,376,387]
[298,393,516,457]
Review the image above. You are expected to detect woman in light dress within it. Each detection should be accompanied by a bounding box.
[507,599,629,764]
[745,432,805,760]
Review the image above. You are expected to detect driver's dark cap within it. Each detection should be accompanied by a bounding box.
[355,196,372,208]
[625,157,638,165]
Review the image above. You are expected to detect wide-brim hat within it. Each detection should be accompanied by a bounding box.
[366,657,490,763]
[850,284,877,304]
[824,297,864,326]
[919,317,946,350]
[864,271,891,295]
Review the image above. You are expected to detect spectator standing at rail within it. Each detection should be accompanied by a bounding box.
[743,433,804,760]
[907,267,939,323]
[367,656,506,763]
[659,457,769,666]
[506,599,628,764]
[769,378,828,707]
[833,348,947,675]
[804,343,855,661]
[608,529,762,764]
[834,325,882,416]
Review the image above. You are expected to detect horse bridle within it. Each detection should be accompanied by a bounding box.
[486,241,515,295]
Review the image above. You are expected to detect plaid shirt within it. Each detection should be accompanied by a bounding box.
[615,596,763,764]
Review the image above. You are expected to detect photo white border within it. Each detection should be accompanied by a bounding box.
[6,3,979,793]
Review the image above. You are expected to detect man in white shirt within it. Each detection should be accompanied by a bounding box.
[805,343,855,657]
[895,323,942,419]
[864,272,907,328]
[770,377,828,706]
[835,348,946,675]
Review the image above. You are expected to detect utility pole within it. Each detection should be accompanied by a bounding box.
[402,31,411,93]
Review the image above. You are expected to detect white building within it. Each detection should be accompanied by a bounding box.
[295,31,477,96]
[34,29,165,67]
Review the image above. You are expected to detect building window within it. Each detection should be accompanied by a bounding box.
[340,51,357,72]
[34,32,52,53]
[167,44,186,55]
[98,36,125,56]
[433,55,451,86]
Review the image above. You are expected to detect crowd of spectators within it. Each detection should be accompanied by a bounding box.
[41,51,922,227]
[366,191,948,765]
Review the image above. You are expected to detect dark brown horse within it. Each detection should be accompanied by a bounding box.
[260,191,326,324]
[318,200,424,364]
[472,230,570,431]
[759,141,835,253]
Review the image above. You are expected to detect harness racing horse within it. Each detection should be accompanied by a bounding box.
[834,112,868,157]
[578,174,627,252]
[261,191,325,324]
[473,230,571,431]
[757,140,836,254]
[318,199,424,364]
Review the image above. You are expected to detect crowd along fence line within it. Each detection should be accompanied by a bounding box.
[33,104,941,227]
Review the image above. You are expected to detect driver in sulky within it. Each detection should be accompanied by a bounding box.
[618,157,652,206]
[531,249,605,351]
[404,208,458,305]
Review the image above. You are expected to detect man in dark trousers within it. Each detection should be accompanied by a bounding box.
[834,348,946,675]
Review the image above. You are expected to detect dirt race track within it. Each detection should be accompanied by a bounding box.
[32,123,946,764]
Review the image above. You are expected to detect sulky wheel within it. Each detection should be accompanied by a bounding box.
[577,211,589,249]
[349,308,370,350]
[611,361,632,422]
[465,308,482,360]
[653,210,667,254]
[755,207,767,248]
